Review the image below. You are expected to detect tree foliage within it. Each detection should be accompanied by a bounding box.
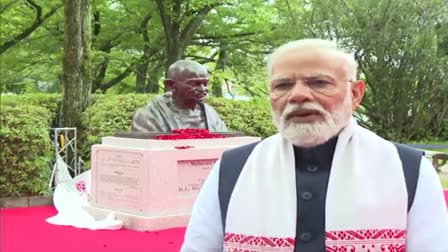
[1,0,63,93]
[280,0,448,141]
[0,0,278,95]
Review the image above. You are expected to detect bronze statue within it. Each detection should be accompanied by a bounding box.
[131,59,228,133]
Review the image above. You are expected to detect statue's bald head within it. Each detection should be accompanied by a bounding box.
[164,59,210,108]
[166,59,208,81]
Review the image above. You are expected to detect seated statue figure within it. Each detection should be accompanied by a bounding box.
[131,59,228,133]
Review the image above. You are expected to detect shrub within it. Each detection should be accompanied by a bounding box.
[0,104,53,197]
[1,93,62,127]
[2,93,446,197]
[442,119,448,142]
[80,94,154,160]
[1,93,61,115]
[207,97,277,138]
[79,95,278,163]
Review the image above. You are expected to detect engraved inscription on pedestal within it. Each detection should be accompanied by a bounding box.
[177,159,217,198]
[94,149,145,212]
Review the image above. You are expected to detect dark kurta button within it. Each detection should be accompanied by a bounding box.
[300,232,312,242]
[293,137,338,251]
[306,165,318,173]
[301,191,313,200]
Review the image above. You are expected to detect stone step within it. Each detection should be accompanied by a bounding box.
[0,195,53,208]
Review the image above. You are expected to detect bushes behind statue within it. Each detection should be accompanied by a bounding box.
[80,94,277,161]
[0,103,53,197]
[0,93,278,197]
[2,93,446,197]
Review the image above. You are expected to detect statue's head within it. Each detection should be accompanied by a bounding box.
[164,59,209,109]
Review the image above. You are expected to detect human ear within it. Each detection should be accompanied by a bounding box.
[164,79,175,91]
[351,80,365,111]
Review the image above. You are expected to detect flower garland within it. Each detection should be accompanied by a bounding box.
[74,181,87,193]
[155,129,226,140]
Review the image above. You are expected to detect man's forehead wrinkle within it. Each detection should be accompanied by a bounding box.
[270,73,293,81]
[271,47,354,80]
[271,78,294,84]
[271,72,337,81]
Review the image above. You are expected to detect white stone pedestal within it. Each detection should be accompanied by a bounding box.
[87,136,260,231]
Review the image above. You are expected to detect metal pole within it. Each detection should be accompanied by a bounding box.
[74,128,79,175]
[48,127,80,190]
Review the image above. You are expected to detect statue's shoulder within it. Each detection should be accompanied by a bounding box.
[203,102,219,113]
[144,93,171,108]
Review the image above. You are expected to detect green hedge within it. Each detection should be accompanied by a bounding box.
[0,103,53,197]
[79,95,276,159]
[80,94,154,159]
[1,93,61,115]
[1,93,62,128]
[1,93,446,196]
[78,95,276,160]
[207,97,277,138]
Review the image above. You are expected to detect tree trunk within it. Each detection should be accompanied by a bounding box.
[154,0,221,91]
[163,44,182,92]
[165,44,183,73]
[135,14,152,93]
[211,48,227,97]
[60,0,91,128]
[146,65,162,93]
[92,55,109,92]
[81,0,92,97]
[135,62,148,93]
[92,36,120,92]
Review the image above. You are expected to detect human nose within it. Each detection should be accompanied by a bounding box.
[287,80,314,104]
[196,84,207,93]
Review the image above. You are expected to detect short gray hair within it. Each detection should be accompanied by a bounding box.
[267,39,358,81]
[167,59,208,80]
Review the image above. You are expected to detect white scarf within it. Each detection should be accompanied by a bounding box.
[224,119,408,252]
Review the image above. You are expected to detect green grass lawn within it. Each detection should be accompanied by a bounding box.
[423,148,448,153]
[437,149,448,153]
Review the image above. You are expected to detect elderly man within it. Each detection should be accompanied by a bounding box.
[131,59,227,132]
[181,39,448,252]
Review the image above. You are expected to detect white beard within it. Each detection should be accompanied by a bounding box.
[272,94,353,147]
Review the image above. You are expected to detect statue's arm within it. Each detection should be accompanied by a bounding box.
[215,116,228,132]
[205,105,228,132]
[131,108,159,133]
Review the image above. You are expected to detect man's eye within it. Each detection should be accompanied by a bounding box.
[189,81,207,87]
[274,82,293,89]
[308,79,331,87]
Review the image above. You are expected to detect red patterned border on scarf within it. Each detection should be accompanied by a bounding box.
[223,229,405,252]
[224,233,295,252]
[326,229,406,252]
